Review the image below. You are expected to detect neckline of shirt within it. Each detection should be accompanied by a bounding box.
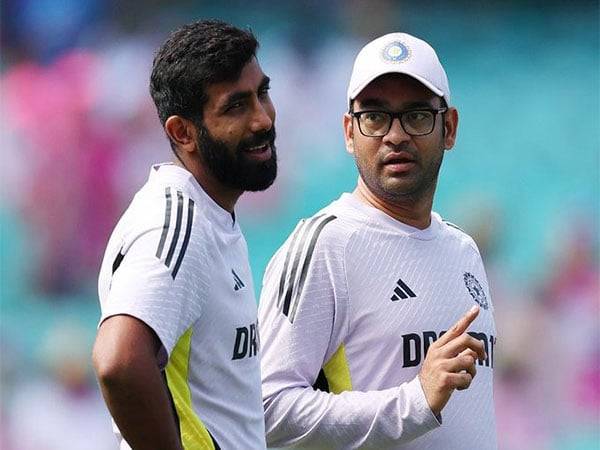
[338,192,441,241]
[150,163,237,231]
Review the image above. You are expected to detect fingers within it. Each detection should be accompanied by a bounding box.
[452,372,474,391]
[442,352,477,374]
[460,348,485,365]
[456,362,476,391]
[418,306,483,415]
[441,334,487,361]
[459,348,479,358]
[435,305,480,347]
[435,370,474,392]
[443,353,477,391]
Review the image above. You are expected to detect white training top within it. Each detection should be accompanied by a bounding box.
[98,163,266,450]
[259,193,497,450]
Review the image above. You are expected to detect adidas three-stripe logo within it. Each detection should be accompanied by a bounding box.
[156,187,195,279]
[232,269,245,291]
[277,214,337,323]
[390,278,416,301]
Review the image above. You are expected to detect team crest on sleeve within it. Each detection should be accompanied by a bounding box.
[463,272,489,310]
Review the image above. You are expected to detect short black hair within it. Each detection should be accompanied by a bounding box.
[149,20,258,126]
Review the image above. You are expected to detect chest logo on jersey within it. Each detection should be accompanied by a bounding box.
[463,272,489,310]
[403,330,497,369]
[232,321,259,360]
[390,277,417,301]
[232,269,245,291]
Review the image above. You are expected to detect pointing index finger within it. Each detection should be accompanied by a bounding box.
[437,305,480,346]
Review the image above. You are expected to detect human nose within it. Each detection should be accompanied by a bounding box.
[383,116,411,146]
[250,100,274,133]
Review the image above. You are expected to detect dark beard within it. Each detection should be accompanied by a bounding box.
[196,126,277,191]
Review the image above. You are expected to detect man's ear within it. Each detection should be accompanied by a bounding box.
[165,116,197,154]
[343,113,355,155]
[443,107,459,151]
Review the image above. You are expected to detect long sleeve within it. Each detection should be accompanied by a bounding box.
[258,218,440,449]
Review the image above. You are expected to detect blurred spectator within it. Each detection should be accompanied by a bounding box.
[537,219,600,437]
[0,2,598,449]
[6,320,115,449]
[3,51,122,294]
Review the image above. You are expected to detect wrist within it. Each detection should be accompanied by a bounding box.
[416,373,442,423]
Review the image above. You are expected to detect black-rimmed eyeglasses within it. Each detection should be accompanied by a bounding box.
[351,108,447,137]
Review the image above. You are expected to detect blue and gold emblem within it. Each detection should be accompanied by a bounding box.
[381,41,410,63]
[463,272,489,310]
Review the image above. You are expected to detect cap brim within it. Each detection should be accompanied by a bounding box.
[349,69,445,103]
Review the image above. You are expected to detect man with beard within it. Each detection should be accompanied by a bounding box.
[93,20,275,450]
[259,33,497,449]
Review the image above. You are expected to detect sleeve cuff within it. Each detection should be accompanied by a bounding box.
[404,376,443,428]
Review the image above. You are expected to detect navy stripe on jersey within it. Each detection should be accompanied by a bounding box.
[279,214,337,322]
[165,191,184,267]
[156,187,172,258]
[289,215,337,322]
[155,189,194,279]
[443,220,465,233]
[171,198,194,279]
[281,215,326,316]
[276,219,308,308]
[112,248,125,275]
[208,431,221,450]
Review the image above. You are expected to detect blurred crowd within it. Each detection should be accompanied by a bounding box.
[1,1,598,449]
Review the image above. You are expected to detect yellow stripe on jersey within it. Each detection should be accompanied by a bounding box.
[323,344,353,393]
[165,328,215,450]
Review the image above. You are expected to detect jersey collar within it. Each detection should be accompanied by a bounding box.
[339,193,441,240]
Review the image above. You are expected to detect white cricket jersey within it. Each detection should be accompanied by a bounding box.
[98,163,266,450]
[259,193,497,449]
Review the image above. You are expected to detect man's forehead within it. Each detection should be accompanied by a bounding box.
[355,74,441,107]
[205,58,266,103]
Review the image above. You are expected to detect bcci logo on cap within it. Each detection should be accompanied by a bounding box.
[381,41,410,63]
[463,272,489,310]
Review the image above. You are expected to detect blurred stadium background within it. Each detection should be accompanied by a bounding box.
[1,0,598,449]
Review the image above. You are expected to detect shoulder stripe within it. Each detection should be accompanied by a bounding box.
[165,190,184,267]
[171,198,195,279]
[289,215,337,322]
[281,215,326,316]
[279,214,337,321]
[156,187,172,258]
[276,219,309,308]
[443,220,465,233]
[112,248,125,275]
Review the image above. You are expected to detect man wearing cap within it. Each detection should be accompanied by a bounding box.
[258,33,497,449]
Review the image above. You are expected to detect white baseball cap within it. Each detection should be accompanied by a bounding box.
[347,32,451,108]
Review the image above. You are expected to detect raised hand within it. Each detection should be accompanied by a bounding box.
[418,305,486,416]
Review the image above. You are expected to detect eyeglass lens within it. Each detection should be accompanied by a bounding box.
[358,110,435,136]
